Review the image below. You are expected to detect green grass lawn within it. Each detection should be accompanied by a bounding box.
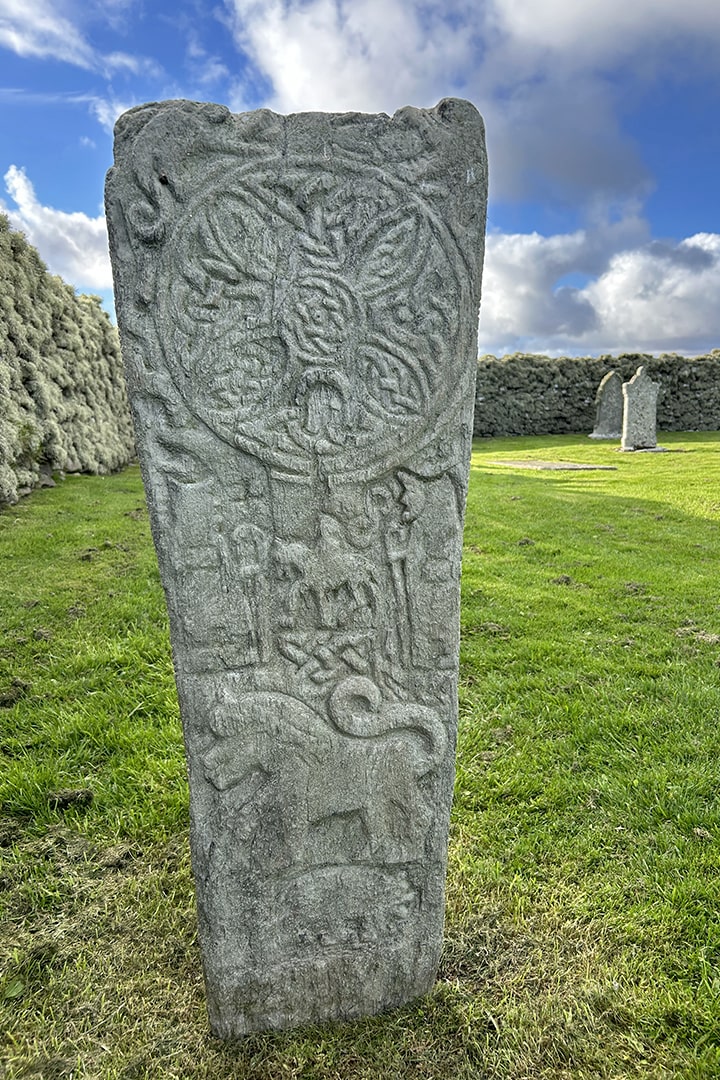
[1,432,719,1079]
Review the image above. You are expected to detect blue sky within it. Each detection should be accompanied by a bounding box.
[1,0,719,356]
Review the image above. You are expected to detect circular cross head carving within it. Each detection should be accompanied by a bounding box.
[159,156,470,480]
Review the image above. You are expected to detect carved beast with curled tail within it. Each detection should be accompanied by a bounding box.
[202,675,446,866]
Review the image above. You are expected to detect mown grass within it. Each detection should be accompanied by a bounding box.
[1,432,719,1079]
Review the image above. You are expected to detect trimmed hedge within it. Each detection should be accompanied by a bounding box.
[474,352,720,437]
[0,214,134,505]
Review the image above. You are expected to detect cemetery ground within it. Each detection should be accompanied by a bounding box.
[1,432,719,1080]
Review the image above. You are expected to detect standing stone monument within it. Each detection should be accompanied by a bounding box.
[105,99,487,1036]
[589,370,623,439]
[621,366,661,451]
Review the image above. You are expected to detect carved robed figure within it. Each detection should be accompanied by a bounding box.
[106,99,487,1036]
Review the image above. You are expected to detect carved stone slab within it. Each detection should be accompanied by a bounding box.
[105,99,487,1036]
[590,370,623,439]
[621,365,660,450]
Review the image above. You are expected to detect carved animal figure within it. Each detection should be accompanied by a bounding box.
[310,676,447,861]
[202,676,446,867]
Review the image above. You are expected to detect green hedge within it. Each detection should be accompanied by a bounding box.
[474,352,720,437]
[0,215,134,504]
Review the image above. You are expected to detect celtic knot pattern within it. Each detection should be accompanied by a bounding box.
[159,159,466,478]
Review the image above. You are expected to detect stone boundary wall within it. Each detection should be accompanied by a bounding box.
[0,214,135,505]
[474,352,720,437]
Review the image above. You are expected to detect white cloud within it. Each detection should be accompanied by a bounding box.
[0,86,137,136]
[88,95,138,133]
[0,0,97,68]
[92,0,139,35]
[221,0,720,210]
[102,50,163,78]
[221,0,720,106]
[478,223,720,355]
[225,0,475,114]
[186,33,230,86]
[1,165,112,291]
[583,234,720,352]
[0,0,163,79]
[491,0,720,66]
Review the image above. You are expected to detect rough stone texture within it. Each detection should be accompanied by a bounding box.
[621,366,661,450]
[105,99,487,1036]
[589,370,623,439]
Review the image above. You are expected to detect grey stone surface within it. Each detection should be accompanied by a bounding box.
[105,99,487,1036]
[621,366,661,450]
[589,370,623,439]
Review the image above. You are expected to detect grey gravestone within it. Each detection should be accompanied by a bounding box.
[589,370,623,439]
[621,366,661,450]
[105,99,487,1036]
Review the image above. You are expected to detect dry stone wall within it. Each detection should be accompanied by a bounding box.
[0,214,135,505]
[474,352,720,437]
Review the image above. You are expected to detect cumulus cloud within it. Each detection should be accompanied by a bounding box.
[478,223,720,355]
[224,0,475,114]
[223,0,720,103]
[480,76,652,207]
[221,0,720,211]
[583,233,720,352]
[1,165,112,291]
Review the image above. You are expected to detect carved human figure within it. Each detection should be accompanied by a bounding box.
[275,513,379,630]
[164,475,221,645]
[218,522,271,664]
[397,471,462,669]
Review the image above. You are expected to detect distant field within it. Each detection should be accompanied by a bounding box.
[1,432,719,1079]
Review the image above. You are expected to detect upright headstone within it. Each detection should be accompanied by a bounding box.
[106,99,487,1036]
[589,370,623,439]
[621,366,661,450]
